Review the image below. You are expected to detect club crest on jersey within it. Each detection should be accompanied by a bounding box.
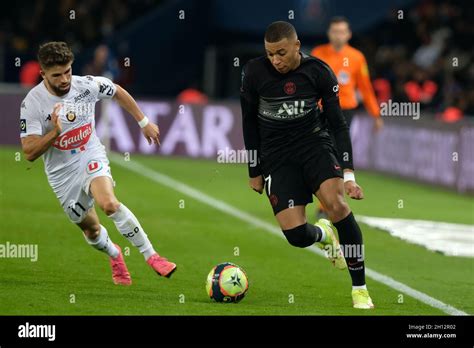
[284,81,296,95]
[86,160,102,174]
[66,111,77,122]
[53,123,92,152]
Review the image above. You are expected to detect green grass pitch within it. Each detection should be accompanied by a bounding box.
[0,146,472,315]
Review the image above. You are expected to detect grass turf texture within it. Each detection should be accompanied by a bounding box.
[0,146,472,315]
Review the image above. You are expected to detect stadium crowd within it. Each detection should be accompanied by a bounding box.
[1,0,472,119]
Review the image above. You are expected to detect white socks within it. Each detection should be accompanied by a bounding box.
[108,203,156,260]
[352,284,367,291]
[84,225,119,259]
[319,227,326,243]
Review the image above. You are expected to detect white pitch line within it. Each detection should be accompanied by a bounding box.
[110,154,468,316]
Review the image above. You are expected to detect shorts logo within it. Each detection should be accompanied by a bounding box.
[20,119,26,133]
[269,194,279,207]
[87,160,102,174]
[66,111,77,122]
[284,81,296,95]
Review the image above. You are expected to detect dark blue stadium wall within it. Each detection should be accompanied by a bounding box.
[75,0,417,97]
[96,0,213,97]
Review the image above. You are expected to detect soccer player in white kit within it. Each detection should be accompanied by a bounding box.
[20,42,177,285]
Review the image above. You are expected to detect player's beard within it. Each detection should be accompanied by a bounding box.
[46,79,71,96]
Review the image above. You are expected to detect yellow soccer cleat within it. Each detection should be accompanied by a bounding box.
[315,219,347,270]
[352,289,375,309]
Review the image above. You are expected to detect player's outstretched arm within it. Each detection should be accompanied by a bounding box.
[240,64,263,194]
[21,103,62,162]
[319,66,364,200]
[113,84,160,145]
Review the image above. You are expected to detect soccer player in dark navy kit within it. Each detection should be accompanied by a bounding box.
[240,21,374,309]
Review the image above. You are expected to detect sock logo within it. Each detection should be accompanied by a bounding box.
[124,226,140,239]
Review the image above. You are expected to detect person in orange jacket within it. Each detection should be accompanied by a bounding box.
[311,16,383,218]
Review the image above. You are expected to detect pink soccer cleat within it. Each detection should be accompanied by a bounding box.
[109,244,132,285]
[147,254,177,278]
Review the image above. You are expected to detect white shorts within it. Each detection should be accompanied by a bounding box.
[52,151,115,223]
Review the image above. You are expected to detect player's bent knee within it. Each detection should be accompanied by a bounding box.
[282,224,314,248]
[100,199,121,216]
[327,199,350,221]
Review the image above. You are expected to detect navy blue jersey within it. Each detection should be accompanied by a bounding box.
[240,52,354,177]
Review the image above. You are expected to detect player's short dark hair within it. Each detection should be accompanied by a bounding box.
[37,41,74,69]
[264,21,297,42]
[329,16,351,29]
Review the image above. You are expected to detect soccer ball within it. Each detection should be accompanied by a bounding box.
[206,262,249,303]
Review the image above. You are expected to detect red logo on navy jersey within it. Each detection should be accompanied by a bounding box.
[284,82,296,95]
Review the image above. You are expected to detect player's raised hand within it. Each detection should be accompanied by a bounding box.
[142,122,160,145]
[344,181,364,200]
[51,103,63,134]
[249,176,264,194]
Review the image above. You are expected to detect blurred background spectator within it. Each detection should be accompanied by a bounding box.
[82,44,119,81]
[0,0,472,119]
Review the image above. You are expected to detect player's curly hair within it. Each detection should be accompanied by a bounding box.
[37,41,74,69]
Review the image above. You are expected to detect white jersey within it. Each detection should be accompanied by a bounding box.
[20,75,116,189]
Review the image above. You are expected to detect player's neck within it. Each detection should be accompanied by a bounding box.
[291,52,302,71]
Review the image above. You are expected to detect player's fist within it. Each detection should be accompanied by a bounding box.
[51,103,62,135]
[142,122,160,145]
[344,180,364,200]
[249,176,264,194]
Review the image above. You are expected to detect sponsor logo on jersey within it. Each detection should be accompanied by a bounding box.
[53,123,92,151]
[284,81,296,95]
[99,82,114,96]
[259,97,316,120]
[20,119,26,133]
[73,89,91,103]
[86,160,102,174]
[277,101,305,116]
